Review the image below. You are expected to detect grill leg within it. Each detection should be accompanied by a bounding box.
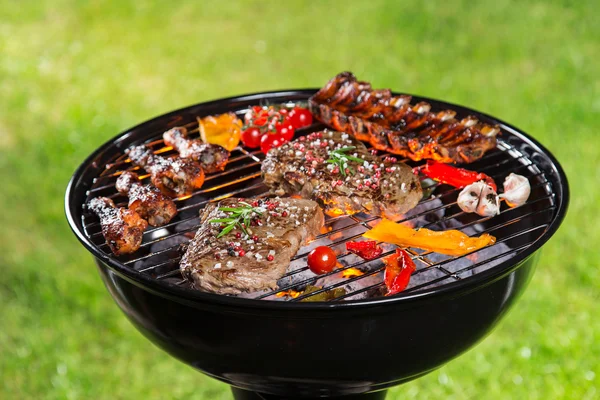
[231,387,388,400]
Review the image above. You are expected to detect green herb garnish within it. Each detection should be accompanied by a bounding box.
[209,201,263,238]
[325,146,365,176]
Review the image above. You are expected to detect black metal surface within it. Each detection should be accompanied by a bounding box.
[65,89,568,398]
[95,251,537,397]
[231,387,388,400]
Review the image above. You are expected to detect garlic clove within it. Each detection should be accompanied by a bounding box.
[457,182,485,214]
[476,183,500,216]
[499,173,530,207]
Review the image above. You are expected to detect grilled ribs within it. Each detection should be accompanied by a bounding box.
[126,145,205,197]
[180,197,324,294]
[163,127,230,173]
[262,131,422,219]
[309,72,500,163]
[87,197,148,255]
[116,171,177,226]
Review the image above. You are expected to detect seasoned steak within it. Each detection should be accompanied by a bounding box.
[262,131,422,219]
[180,197,324,294]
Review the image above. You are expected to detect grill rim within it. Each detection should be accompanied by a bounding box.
[64,89,569,310]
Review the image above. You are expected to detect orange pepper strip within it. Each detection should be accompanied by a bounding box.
[198,113,242,152]
[363,219,496,256]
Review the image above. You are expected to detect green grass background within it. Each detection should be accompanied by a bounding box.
[1,1,598,398]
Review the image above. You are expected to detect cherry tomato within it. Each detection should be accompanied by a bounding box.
[241,127,263,148]
[288,107,313,129]
[274,118,295,141]
[307,246,337,275]
[260,132,288,154]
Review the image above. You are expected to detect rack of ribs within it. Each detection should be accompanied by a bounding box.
[308,72,500,164]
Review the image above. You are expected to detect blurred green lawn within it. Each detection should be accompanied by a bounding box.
[1,1,598,399]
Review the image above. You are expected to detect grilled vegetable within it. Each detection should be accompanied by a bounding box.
[299,285,346,302]
[457,181,500,217]
[346,240,383,260]
[243,105,310,153]
[383,249,416,295]
[363,219,496,256]
[499,173,530,207]
[307,246,337,274]
[198,113,242,152]
[288,106,313,129]
[414,160,497,191]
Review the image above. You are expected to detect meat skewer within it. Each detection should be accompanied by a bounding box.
[87,197,148,255]
[163,127,230,173]
[126,145,205,197]
[115,171,178,226]
[309,72,500,164]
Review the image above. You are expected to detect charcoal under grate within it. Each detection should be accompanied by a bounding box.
[78,93,558,302]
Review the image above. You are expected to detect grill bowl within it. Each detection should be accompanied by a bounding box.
[65,90,568,398]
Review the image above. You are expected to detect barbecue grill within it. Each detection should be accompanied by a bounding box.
[65,89,568,399]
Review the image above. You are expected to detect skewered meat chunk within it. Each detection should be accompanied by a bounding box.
[262,131,422,219]
[163,127,230,173]
[115,171,177,226]
[180,197,324,294]
[87,197,148,255]
[126,145,205,197]
[309,72,500,163]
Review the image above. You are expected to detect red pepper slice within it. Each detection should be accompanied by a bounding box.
[346,240,383,260]
[383,249,416,296]
[414,160,497,191]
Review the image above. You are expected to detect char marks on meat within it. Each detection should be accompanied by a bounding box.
[87,197,148,255]
[116,171,177,226]
[309,72,500,163]
[180,197,324,294]
[163,127,230,173]
[261,131,422,219]
[126,145,205,197]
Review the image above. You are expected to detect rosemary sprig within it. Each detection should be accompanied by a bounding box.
[325,146,365,176]
[209,202,263,238]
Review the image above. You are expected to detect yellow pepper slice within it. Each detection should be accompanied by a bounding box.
[198,113,242,152]
[363,219,496,256]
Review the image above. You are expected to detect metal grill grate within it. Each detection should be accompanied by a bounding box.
[81,108,556,302]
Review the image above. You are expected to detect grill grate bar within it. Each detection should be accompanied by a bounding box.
[87,158,548,257]
[253,203,554,300]
[88,155,261,196]
[137,186,554,287]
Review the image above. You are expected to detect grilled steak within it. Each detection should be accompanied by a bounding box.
[309,72,500,163]
[180,197,324,294]
[262,131,422,219]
